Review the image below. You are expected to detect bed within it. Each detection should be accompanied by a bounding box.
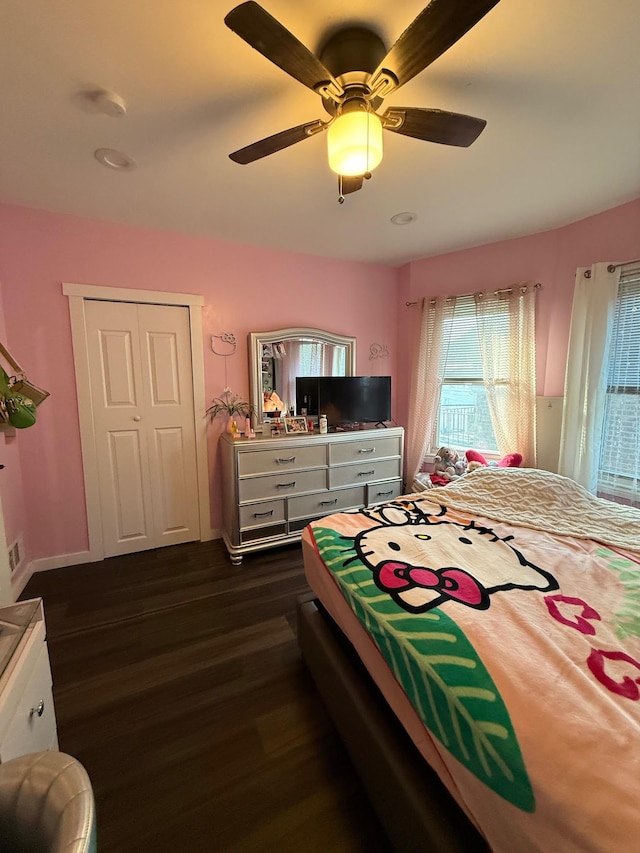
[298,467,640,852]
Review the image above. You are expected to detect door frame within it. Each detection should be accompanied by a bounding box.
[63,282,212,562]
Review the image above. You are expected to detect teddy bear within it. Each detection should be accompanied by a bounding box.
[434,446,467,481]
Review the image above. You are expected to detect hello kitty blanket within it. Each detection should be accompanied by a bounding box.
[307,470,640,853]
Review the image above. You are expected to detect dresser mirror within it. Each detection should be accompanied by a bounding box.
[248,327,356,427]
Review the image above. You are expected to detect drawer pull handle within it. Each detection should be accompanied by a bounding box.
[358,470,375,477]
[377,490,393,497]
[253,510,274,518]
[320,499,338,506]
[358,447,375,454]
[276,481,296,489]
[30,700,45,718]
[276,456,296,464]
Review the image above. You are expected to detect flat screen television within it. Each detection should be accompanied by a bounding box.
[317,375,391,427]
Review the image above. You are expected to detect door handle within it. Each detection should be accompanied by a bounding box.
[133,415,141,422]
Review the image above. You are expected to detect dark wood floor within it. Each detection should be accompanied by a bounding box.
[21,539,393,853]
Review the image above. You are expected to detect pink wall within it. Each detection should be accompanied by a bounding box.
[0,204,398,563]
[0,285,27,556]
[1,198,638,568]
[397,199,640,427]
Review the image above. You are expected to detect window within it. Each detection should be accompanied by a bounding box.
[436,295,502,453]
[274,340,346,412]
[597,265,640,506]
[296,341,346,377]
[406,284,535,482]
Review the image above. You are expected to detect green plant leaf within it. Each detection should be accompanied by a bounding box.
[312,524,535,812]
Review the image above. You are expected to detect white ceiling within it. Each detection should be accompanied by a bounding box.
[1,0,639,266]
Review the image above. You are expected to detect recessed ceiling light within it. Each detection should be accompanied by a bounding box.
[391,212,417,225]
[94,148,136,171]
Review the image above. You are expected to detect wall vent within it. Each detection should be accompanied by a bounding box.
[8,536,24,574]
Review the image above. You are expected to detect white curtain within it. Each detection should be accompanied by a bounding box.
[474,285,537,466]
[274,341,344,411]
[406,296,456,483]
[558,263,620,491]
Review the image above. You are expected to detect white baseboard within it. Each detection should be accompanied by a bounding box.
[11,562,33,599]
[16,532,221,594]
[31,550,95,574]
[12,550,93,598]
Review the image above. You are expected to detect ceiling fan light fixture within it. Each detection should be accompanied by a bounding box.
[327,109,383,177]
[224,0,498,190]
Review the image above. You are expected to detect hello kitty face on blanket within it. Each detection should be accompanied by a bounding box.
[353,501,557,614]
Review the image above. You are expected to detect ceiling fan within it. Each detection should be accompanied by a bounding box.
[224,0,500,200]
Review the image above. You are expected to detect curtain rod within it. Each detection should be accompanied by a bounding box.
[583,259,640,278]
[405,281,541,308]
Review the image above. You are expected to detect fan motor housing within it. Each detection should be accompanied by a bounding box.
[318,26,387,116]
[319,26,386,78]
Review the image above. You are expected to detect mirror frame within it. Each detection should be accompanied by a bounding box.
[248,327,357,427]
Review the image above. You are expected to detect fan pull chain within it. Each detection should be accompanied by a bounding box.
[338,175,345,204]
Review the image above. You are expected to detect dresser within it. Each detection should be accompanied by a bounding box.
[220,427,404,564]
[0,598,58,762]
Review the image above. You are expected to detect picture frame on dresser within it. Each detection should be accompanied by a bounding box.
[283,416,308,434]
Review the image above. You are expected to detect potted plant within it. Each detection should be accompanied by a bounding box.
[206,388,254,436]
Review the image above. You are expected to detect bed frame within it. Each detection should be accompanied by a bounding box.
[297,596,490,853]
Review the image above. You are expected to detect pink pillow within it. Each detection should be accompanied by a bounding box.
[497,452,522,468]
[466,449,487,466]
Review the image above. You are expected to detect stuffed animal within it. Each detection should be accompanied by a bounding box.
[434,446,466,481]
[455,457,467,476]
[466,449,523,468]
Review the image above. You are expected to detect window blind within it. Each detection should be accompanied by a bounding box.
[607,269,640,392]
[598,264,640,504]
[436,295,506,452]
[440,295,511,380]
[440,296,483,379]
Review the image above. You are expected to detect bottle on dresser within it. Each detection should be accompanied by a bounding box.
[319,414,328,434]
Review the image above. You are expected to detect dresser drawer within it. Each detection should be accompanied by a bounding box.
[288,485,365,521]
[329,435,402,466]
[239,468,327,502]
[329,458,402,489]
[239,499,286,530]
[0,641,56,763]
[219,428,403,564]
[367,479,405,505]
[237,444,326,477]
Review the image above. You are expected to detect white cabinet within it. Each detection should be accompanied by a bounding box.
[220,427,404,564]
[0,598,58,763]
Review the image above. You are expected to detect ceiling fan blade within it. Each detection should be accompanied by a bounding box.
[229,119,326,164]
[225,2,343,100]
[381,107,486,147]
[370,0,500,96]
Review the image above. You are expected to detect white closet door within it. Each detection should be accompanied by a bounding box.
[85,300,200,557]
[138,303,200,550]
